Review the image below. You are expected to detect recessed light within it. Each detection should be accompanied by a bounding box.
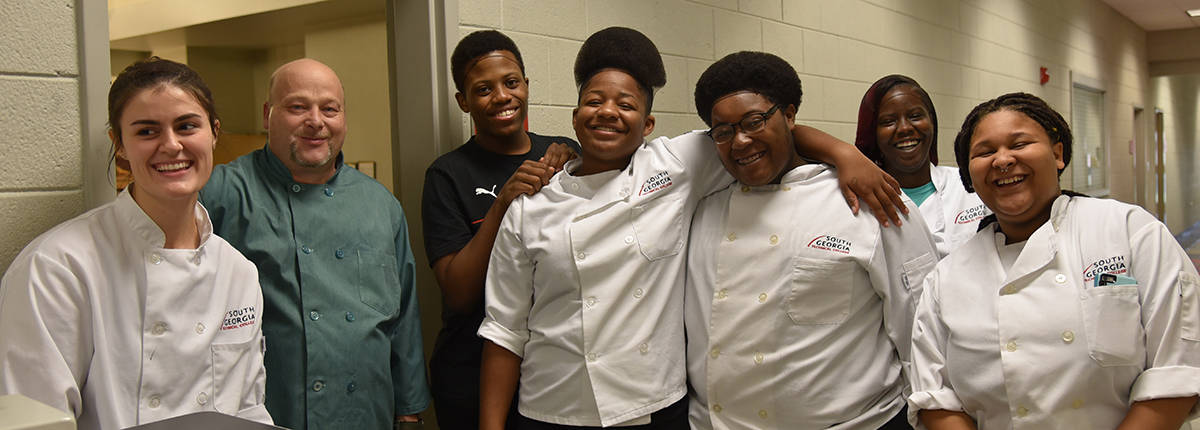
[1189,8,1200,17]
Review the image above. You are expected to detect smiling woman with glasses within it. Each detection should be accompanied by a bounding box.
[706,104,781,145]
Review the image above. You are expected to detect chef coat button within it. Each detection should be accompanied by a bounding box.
[312,380,325,392]
[324,188,334,197]
[585,296,597,307]
[726,233,737,242]
[1002,285,1017,295]
[710,347,720,359]
[620,188,630,197]
[149,253,163,265]
[1005,340,1018,352]
[151,322,167,335]
[148,395,161,408]
[624,235,635,245]
[638,343,649,354]
[782,185,791,191]
[1055,274,1067,284]
[310,310,321,321]
[335,249,345,259]
[1071,399,1083,409]
[740,185,750,192]
[758,409,769,419]
[586,352,597,362]
[758,293,768,303]
[576,251,587,261]
[291,184,302,193]
[1016,406,1028,417]
[633,288,644,299]
[769,235,779,245]
[570,182,580,191]
[346,312,356,322]
[754,351,764,364]
[195,322,205,334]
[197,391,208,406]
[716,289,728,300]
[1061,330,1075,343]
[347,382,357,392]
[302,246,312,254]
[712,403,723,413]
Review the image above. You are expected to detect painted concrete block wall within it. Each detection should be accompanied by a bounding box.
[1151,74,1200,234]
[0,1,85,271]
[456,0,1150,208]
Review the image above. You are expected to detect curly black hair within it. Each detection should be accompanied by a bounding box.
[854,74,939,165]
[692,51,802,126]
[953,92,1073,191]
[574,27,666,110]
[451,30,525,92]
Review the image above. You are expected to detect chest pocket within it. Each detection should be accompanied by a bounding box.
[631,194,685,261]
[1080,284,1144,367]
[211,337,263,414]
[786,256,855,325]
[358,250,401,316]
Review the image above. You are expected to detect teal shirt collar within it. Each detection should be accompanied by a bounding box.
[257,143,347,186]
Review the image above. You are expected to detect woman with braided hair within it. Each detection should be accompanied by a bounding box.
[908,92,1200,429]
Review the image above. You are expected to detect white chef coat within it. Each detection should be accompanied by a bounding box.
[0,189,271,430]
[684,163,939,429]
[909,195,1200,429]
[920,164,990,258]
[479,131,729,427]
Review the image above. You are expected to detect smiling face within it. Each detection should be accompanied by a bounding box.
[709,91,800,186]
[967,109,1064,240]
[115,84,217,206]
[456,51,529,140]
[874,85,934,187]
[264,59,346,182]
[571,69,655,175]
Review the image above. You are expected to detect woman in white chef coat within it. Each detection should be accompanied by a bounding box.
[855,75,991,258]
[908,92,1200,429]
[0,57,271,429]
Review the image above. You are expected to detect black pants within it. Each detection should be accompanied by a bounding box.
[878,405,913,430]
[515,397,688,430]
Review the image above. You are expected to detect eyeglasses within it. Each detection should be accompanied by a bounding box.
[706,105,782,145]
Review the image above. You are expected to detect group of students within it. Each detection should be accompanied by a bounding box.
[0,22,1195,430]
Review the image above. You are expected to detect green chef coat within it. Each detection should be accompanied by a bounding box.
[200,146,430,429]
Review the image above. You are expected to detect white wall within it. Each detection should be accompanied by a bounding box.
[457,0,1151,204]
[0,1,89,270]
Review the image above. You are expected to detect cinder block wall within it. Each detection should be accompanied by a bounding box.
[0,1,86,271]
[456,0,1149,205]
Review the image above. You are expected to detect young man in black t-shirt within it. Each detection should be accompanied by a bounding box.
[421,30,578,430]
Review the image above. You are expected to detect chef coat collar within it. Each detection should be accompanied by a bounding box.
[114,187,214,250]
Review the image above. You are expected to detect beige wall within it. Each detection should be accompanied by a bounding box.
[187,47,264,134]
[457,0,1153,207]
[1151,74,1200,234]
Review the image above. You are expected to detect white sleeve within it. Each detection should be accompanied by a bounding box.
[907,268,967,423]
[0,250,92,418]
[658,132,732,196]
[867,200,937,375]
[477,197,534,357]
[1125,213,1200,419]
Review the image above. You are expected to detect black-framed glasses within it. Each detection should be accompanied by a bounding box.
[706,105,782,145]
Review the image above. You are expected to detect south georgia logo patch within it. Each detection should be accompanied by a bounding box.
[639,171,673,196]
[221,306,257,331]
[1082,256,1128,283]
[955,204,990,224]
[807,235,852,254]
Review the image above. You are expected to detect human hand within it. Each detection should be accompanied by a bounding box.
[540,142,577,171]
[837,158,907,227]
[496,160,555,205]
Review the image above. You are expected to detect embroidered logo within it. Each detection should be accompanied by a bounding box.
[221,306,256,331]
[475,185,498,199]
[1082,256,1128,283]
[954,204,990,224]
[807,235,851,254]
[639,171,673,196]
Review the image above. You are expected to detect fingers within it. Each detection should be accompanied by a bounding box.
[861,190,894,228]
[841,187,860,216]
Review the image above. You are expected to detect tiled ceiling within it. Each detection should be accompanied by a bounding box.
[1101,0,1200,30]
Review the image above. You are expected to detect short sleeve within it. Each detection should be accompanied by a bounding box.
[421,164,472,265]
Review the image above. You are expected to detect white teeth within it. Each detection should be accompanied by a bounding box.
[996,175,1024,185]
[496,108,517,117]
[737,153,764,165]
[895,140,920,150]
[155,161,190,172]
[593,126,619,133]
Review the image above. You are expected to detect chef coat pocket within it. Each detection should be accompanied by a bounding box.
[1081,285,1144,367]
[786,257,854,325]
[1180,272,1200,342]
[211,337,263,414]
[358,250,402,316]
[631,194,685,261]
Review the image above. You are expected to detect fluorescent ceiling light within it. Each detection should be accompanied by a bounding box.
[1189,8,1200,17]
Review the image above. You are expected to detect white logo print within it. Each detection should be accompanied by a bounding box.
[475,185,498,198]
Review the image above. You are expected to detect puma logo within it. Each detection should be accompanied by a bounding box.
[475,185,498,198]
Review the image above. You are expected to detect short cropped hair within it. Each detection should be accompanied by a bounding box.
[693,51,802,126]
[854,75,939,165]
[573,27,666,110]
[451,30,525,92]
[953,92,1073,191]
